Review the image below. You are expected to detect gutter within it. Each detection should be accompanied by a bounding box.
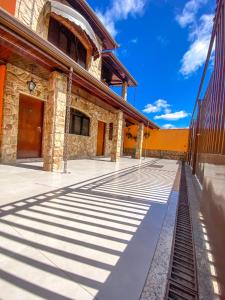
[0,9,159,129]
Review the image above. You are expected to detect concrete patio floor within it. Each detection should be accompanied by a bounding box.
[0,157,180,300]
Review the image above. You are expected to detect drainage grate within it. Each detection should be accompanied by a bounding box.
[165,163,198,300]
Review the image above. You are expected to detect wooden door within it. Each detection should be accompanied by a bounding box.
[96,121,106,156]
[17,96,44,159]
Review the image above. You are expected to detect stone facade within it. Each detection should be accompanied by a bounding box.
[68,87,116,158]
[88,53,102,81]
[15,0,102,80]
[0,1,130,170]
[0,64,122,169]
[15,0,46,31]
[0,64,48,162]
[135,123,144,159]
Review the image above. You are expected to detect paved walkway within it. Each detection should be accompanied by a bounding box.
[0,158,180,300]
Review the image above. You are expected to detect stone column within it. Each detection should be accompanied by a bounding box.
[122,81,128,101]
[111,110,123,162]
[120,118,125,156]
[135,123,144,159]
[43,71,67,172]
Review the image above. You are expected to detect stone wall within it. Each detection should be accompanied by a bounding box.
[0,64,48,162]
[143,149,187,161]
[15,0,45,30]
[68,87,116,158]
[88,52,102,81]
[123,148,187,161]
[15,0,102,80]
[0,63,120,168]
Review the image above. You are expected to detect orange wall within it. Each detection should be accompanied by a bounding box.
[124,126,189,152]
[0,0,16,14]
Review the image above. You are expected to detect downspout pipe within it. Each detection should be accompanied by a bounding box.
[63,67,73,173]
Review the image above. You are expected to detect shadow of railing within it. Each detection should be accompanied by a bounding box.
[0,159,179,300]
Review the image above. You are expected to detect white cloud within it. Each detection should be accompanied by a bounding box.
[176,1,214,77]
[130,38,138,44]
[176,0,207,28]
[162,124,177,129]
[143,99,171,113]
[96,0,147,37]
[154,111,190,121]
[180,14,214,76]
[143,99,190,122]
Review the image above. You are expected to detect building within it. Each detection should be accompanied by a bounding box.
[0,0,158,172]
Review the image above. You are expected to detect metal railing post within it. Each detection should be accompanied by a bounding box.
[192,100,202,175]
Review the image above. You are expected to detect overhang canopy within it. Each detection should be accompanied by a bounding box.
[67,0,118,50]
[44,1,100,53]
[102,52,137,87]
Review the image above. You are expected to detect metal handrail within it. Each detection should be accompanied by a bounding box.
[190,0,224,122]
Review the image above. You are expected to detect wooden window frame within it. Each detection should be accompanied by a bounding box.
[109,122,113,140]
[48,17,88,69]
[69,108,90,137]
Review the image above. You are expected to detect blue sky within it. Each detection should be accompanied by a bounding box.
[88,0,215,129]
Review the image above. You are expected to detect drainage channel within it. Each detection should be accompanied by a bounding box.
[165,163,198,300]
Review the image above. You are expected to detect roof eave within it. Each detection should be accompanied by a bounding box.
[102,52,138,87]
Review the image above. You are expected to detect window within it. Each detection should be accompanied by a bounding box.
[70,109,90,136]
[109,123,113,140]
[48,18,87,69]
[59,27,68,53]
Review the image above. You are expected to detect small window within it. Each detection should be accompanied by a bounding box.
[70,42,78,62]
[82,118,90,136]
[70,109,90,136]
[77,40,87,68]
[109,123,113,140]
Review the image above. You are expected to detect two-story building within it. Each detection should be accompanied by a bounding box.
[0,0,158,172]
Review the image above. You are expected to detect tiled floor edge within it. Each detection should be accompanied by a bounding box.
[140,163,181,300]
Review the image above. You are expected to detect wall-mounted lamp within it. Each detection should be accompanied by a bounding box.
[27,79,36,93]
